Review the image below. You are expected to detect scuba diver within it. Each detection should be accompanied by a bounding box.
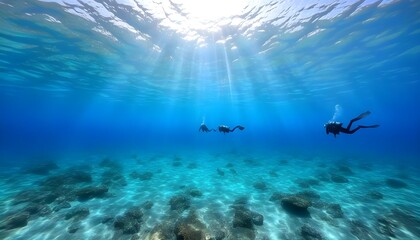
[199,117,216,132]
[324,111,379,137]
[199,123,215,132]
[218,125,245,134]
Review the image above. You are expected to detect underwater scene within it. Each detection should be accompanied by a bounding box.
[0,0,419,239]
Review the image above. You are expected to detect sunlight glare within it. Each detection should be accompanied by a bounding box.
[179,0,247,22]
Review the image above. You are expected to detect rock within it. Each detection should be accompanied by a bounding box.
[269,192,287,202]
[174,211,208,240]
[41,170,92,189]
[330,174,349,183]
[102,170,126,187]
[138,172,153,181]
[114,207,143,234]
[147,221,176,240]
[0,212,30,230]
[53,202,71,212]
[68,223,80,233]
[172,161,182,167]
[141,201,154,210]
[251,212,264,226]
[326,204,344,218]
[13,190,58,205]
[232,206,263,228]
[169,195,191,211]
[39,205,52,216]
[377,217,396,237]
[301,224,323,240]
[101,215,114,224]
[188,188,203,198]
[295,191,321,201]
[269,170,278,177]
[253,181,267,191]
[233,207,253,229]
[226,163,234,168]
[367,191,383,200]
[281,195,311,217]
[75,186,108,201]
[390,208,420,237]
[24,203,46,215]
[350,220,374,240]
[233,196,248,205]
[385,179,408,188]
[230,227,255,240]
[65,207,90,221]
[295,178,320,188]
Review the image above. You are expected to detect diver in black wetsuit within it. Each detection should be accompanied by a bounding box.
[199,123,215,132]
[218,125,245,134]
[324,111,379,137]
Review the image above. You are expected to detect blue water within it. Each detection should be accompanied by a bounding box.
[0,0,419,239]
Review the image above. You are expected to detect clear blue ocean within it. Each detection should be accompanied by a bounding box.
[0,0,419,239]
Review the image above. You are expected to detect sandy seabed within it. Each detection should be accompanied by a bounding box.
[0,150,419,240]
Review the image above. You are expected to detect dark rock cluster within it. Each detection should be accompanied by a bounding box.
[0,212,30,230]
[75,186,108,201]
[253,181,268,191]
[65,207,90,221]
[130,171,153,181]
[114,207,143,234]
[174,211,209,240]
[301,224,324,240]
[169,194,191,211]
[385,178,408,188]
[281,195,311,217]
[330,174,349,183]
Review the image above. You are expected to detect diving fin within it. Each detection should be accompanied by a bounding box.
[359,124,380,129]
[354,111,371,121]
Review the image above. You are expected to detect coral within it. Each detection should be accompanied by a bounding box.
[326,204,344,218]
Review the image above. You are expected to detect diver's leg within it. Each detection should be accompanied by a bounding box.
[347,126,361,134]
[231,125,245,132]
[346,111,371,131]
[345,125,379,134]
